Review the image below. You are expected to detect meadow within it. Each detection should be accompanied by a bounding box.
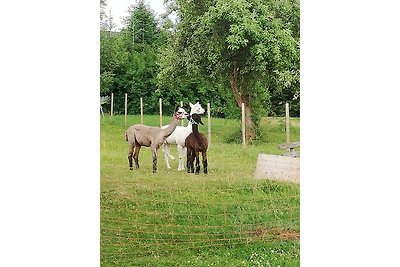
[100,114,300,266]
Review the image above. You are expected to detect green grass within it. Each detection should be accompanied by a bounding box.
[101,115,300,266]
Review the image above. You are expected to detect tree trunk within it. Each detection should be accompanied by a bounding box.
[244,104,256,140]
[230,63,256,142]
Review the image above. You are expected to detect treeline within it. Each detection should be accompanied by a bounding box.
[100,0,299,138]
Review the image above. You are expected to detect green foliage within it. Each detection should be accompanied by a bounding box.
[100,1,163,114]
[157,0,299,137]
[100,0,299,119]
[122,0,161,51]
[100,71,114,95]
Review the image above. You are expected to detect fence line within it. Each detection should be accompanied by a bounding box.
[100,178,300,261]
[285,102,290,144]
[242,103,246,147]
[104,94,253,149]
[104,94,271,151]
[110,93,114,117]
[207,102,211,147]
[101,97,300,263]
[103,93,274,149]
[140,97,143,124]
[124,93,128,127]
[107,94,214,141]
[159,98,163,127]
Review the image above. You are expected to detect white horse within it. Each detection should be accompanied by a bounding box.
[162,102,205,170]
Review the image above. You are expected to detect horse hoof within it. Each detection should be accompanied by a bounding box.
[129,167,133,170]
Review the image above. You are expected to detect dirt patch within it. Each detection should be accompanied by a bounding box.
[250,227,300,241]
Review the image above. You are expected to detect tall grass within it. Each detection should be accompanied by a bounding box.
[101,115,300,266]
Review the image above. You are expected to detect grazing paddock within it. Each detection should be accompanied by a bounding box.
[101,115,300,266]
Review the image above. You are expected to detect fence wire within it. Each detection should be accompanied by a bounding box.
[100,177,300,262]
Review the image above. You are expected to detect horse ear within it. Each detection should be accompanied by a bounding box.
[189,102,193,107]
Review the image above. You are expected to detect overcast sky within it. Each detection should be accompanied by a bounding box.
[105,0,166,30]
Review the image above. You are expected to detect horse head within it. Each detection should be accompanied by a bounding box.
[189,102,205,115]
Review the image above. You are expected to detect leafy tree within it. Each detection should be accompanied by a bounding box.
[100,0,119,98]
[122,0,160,51]
[116,1,161,114]
[100,14,127,99]
[162,0,299,141]
[157,12,237,117]
[100,0,299,123]
[100,0,163,114]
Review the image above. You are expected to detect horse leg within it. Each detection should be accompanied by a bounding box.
[190,149,194,173]
[186,148,191,173]
[177,145,184,171]
[162,143,172,169]
[151,146,158,173]
[195,150,200,175]
[182,146,187,171]
[202,150,208,174]
[128,143,134,170]
[187,148,194,173]
[133,144,141,170]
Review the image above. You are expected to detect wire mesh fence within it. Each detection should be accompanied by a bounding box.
[100,102,300,265]
[100,176,300,262]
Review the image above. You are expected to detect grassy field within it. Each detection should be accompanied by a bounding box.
[101,114,300,266]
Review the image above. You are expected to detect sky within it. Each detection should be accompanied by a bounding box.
[105,0,166,30]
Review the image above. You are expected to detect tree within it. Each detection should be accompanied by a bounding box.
[166,0,300,141]
[100,0,107,26]
[100,0,118,97]
[123,0,160,51]
[157,31,237,117]
[99,0,163,114]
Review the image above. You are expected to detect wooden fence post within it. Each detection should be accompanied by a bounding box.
[140,97,143,124]
[207,102,211,148]
[159,98,163,127]
[124,93,128,127]
[180,100,184,126]
[285,102,290,145]
[110,93,114,117]
[242,102,246,147]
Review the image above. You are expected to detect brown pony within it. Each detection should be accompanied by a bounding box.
[184,113,208,174]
